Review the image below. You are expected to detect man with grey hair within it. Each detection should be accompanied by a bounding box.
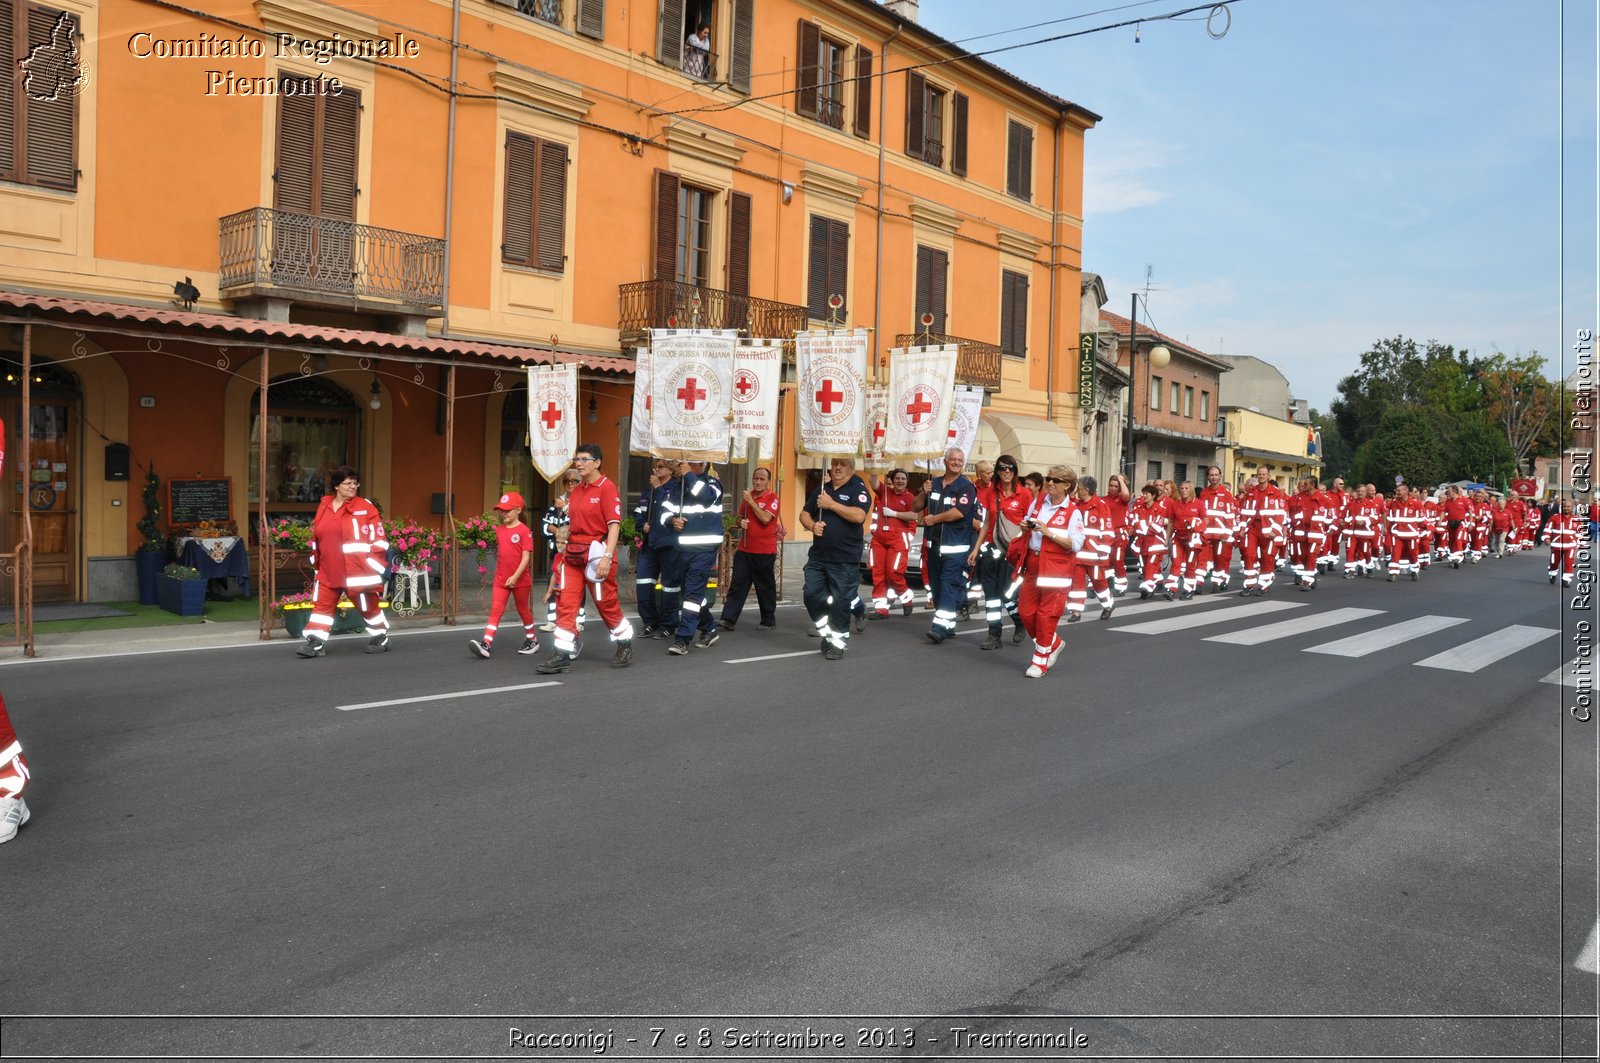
[916,447,979,644]
[800,457,871,660]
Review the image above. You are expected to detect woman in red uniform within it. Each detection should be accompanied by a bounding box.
[1135,482,1170,598]
[989,454,1034,642]
[1014,465,1084,680]
[1101,473,1133,597]
[297,466,390,657]
[1165,480,1204,600]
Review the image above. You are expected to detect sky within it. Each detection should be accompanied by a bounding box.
[918,0,1598,410]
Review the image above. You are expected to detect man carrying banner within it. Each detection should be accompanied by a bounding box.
[534,443,635,673]
[918,447,979,644]
[800,457,871,660]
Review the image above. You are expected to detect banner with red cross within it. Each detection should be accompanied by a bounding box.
[861,388,890,471]
[629,344,653,457]
[729,340,783,463]
[648,328,737,460]
[917,384,984,473]
[883,344,958,463]
[795,328,868,455]
[526,363,578,483]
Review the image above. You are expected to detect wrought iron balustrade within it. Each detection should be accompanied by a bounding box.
[619,279,809,348]
[679,42,718,81]
[894,332,1003,390]
[219,207,445,309]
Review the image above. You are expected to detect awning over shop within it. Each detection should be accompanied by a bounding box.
[980,410,1077,474]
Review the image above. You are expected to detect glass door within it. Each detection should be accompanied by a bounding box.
[3,401,78,603]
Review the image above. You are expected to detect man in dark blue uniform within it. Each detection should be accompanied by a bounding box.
[666,460,725,654]
[800,457,871,660]
[918,447,979,644]
[633,458,682,638]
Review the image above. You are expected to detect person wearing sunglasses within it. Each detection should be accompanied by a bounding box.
[981,455,1033,645]
[1015,466,1085,679]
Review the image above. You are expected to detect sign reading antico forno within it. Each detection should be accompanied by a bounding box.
[1077,333,1097,409]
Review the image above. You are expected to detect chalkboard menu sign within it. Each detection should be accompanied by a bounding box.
[168,478,233,526]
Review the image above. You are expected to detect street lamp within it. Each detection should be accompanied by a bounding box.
[1122,292,1170,484]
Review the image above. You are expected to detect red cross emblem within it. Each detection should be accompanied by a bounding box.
[677,377,707,411]
[539,402,562,431]
[904,392,934,425]
[872,421,886,446]
[814,378,844,413]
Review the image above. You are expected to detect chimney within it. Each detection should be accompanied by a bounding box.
[883,0,919,22]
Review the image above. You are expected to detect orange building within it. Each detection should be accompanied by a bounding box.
[0,0,1097,607]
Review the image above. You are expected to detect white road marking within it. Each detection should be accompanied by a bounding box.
[1304,615,1471,658]
[1205,607,1386,646]
[1112,600,1305,635]
[338,681,562,711]
[723,651,817,664]
[1413,625,1560,673]
[1539,656,1599,690]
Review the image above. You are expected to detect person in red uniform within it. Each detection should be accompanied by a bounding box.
[718,465,782,630]
[1101,473,1134,597]
[1165,480,1204,600]
[296,466,390,657]
[0,694,29,844]
[1321,477,1350,574]
[470,491,536,658]
[534,442,635,673]
[1547,499,1580,585]
[867,468,918,618]
[1440,485,1470,567]
[1387,483,1425,581]
[1135,482,1171,598]
[1470,489,1493,562]
[1014,465,1085,679]
[1345,484,1379,577]
[1067,475,1115,621]
[1490,495,1511,558]
[1197,465,1239,593]
[1422,491,1444,565]
[990,454,1035,641]
[1239,466,1289,596]
[1286,477,1321,591]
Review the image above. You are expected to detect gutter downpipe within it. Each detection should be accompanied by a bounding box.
[1045,109,1063,422]
[440,0,462,337]
[872,22,905,388]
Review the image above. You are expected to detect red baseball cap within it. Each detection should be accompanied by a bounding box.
[495,491,524,511]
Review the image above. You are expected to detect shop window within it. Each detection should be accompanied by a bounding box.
[1146,461,1162,482]
[250,376,358,514]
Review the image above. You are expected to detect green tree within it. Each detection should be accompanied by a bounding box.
[1331,336,1484,448]
[1354,409,1445,490]
[1479,351,1555,474]
[1438,413,1516,486]
[1309,408,1353,482]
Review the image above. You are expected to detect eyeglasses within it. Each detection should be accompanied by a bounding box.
[1043,476,1062,484]
[996,465,1016,473]
[563,479,581,485]
[569,455,595,463]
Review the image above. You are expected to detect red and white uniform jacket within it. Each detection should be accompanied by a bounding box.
[1132,498,1168,554]
[1076,495,1114,564]
[1327,489,1351,532]
[1287,489,1319,539]
[1547,514,1580,550]
[310,495,388,592]
[872,484,919,544]
[1024,497,1086,589]
[1168,496,1204,551]
[991,486,1036,552]
[1389,497,1427,542]
[1241,483,1290,541]
[1310,490,1340,539]
[1473,500,1493,533]
[1506,498,1527,535]
[1348,496,1383,540]
[1198,484,1240,543]
[1102,492,1131,542]
[1421,498,1441,537]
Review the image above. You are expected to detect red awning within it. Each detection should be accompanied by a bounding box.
[0,290,635,374]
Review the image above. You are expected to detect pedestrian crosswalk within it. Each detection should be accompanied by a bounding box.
[1108,596,1562,675]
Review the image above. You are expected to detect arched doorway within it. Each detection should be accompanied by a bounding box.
[0,357,83,603]
[248,375,361,523]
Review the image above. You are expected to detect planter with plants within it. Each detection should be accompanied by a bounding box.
[135,466,166,605]
[275,591,391,638]
[156,562,205,617]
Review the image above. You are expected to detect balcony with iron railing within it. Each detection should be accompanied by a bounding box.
[894,332,1003,390]
[619,280,809,348]
[219,207,445,312]
[679,42,718,82]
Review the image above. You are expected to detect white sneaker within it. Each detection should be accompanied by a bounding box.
[1025,664,1045,679]
[538,621,557,632]
[0,796,29,844]
[1047,640,1065,669]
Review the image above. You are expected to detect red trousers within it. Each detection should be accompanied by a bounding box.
[1199,537,1235,583]
[870,533,912,608]
[1390,535,1421,571]
[0,693,29,799]
[1552,547,1576,578]
[484,583,535,646]
[303,581,387,642]
[1243,530,1284,588]
[552,554,633,656]
[1018,576,1067,674]
[1347,534,1377,569]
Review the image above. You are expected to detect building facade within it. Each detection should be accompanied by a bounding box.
[1101,310,1228,488]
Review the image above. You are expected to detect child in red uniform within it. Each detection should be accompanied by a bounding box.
[470,492,537,658]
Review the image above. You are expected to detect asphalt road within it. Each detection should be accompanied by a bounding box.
[1,549,1595,1060]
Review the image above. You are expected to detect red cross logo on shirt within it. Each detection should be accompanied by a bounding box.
[814,379,844,413]
[677,377,707,410]
[904,392,934,425]
[539,402,562,431]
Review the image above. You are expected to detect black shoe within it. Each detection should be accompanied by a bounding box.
[1067,613,1082,623]
[823,645,844,661]
[757,622,776,630]
[980,633,1002,651]
[1139,589,1151,600]
[517,639,538,655]
[694,630,719,649]
[902,601,914,618]
[1293,573,1302,586]
[469,639,491,659]
[296,638,325,658]
[638,625,657,639]
[650,626,674,640]
[534,653,572,674]
[668,640,691,655]
[854,613,866,633]
[1013,625,1027,644]
[958,606,971,621]
[365,634,390,654]
[1551,574,1558,584]
[611,640,633,668]
[1411,570,1419,582]
[718,618,736,631]
[1162,589,1175,602]
[1100,606,1114,620]
[1180,590,1194,601]
[1387,574,1396,582]
[926,630,945,645]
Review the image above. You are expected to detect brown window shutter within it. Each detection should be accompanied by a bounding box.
[1005,121,1021,197]
[999,272,1015,355]
[274,78,317,214]
[656,0,684,65]
[1018,124,1033,200]
[502,133,535,265]
[728,0,754,93]
[807,215,834,319]
[652,169,680,281]
[913,245,933,329]
[727,191,751,297]
[795,20,820,118]
[1012,271,1028,353]
[852,45,872,139]
[24,4,76,189]
[0,0,15,179]
[319,87,360,218]
[827,218,848,317]
[905,71,925,160]
[535,139,567,271]
[575,0,604,39]
[950,92,968,177]
[931,250,947,333]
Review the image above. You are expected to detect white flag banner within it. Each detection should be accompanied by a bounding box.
[862,387,890,471]
[729,340,783,463]
[795,328,868,455]
[917,384,985,472]
[883,344,958,462]
[629,344,652,456]
[649,328,737,461]
[527,363,578,484]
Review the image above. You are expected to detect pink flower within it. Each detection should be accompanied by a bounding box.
[477,565,487,574]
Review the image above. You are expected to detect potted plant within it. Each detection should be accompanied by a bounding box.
[275,591,390,638]
[157,561,205,617]
[135,465,166,605]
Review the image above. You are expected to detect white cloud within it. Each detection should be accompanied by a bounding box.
[1083,139,1179,216]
